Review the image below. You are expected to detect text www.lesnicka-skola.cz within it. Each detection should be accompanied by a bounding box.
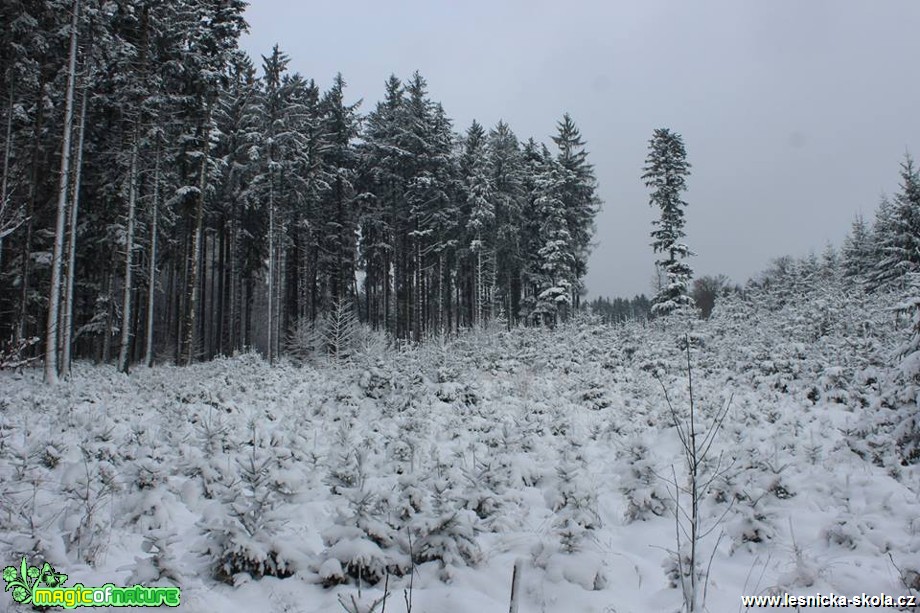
[741,592,916,608]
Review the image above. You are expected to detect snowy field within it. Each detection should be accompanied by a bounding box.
[2,289,920,612]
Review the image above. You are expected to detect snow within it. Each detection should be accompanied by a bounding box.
[2,289,920,612]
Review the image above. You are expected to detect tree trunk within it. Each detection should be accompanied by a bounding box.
[0,79,15,273]
[174,245,185,363]
[216,219,225,356]
[199,229,208,357]
[437,254,443,335]
[277,226,287,359]
[17,71,47,346]
[102,264,114,363]
[310,243,318,323]
[244,275,253,347]
[229,206,240,352]
[117,131,139,373]
[267,166,274,363]
[44,0,81,384]
[490,251,498,322]
[144,141,160,367]
[414,241,421,342]
[476,242,483,326]
[384,252,391,334]
[60,72,89,377]
[184,104,211,365]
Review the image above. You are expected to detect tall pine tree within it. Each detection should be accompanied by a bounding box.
[487,121,525,326]
[642,128,694,316]
[461,121,495,326]
[552,113,599,310]
[873,154,920,290]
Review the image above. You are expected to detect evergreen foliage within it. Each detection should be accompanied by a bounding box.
[842,214,874,282]
[642,128,694,316]
[875,155,920,288]
[0,2,601,372]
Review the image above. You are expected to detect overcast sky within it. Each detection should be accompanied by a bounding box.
[240,1,920,299]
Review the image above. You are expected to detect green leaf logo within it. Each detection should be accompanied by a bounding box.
[2,557,68,605]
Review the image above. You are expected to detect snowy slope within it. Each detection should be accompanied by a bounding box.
[1,293,919,612]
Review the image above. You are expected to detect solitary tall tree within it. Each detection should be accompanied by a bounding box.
[642,128,694,316]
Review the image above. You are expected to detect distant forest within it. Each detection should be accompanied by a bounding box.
[0,0,601,380]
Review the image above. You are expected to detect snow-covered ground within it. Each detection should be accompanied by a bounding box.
[2,287,920,612]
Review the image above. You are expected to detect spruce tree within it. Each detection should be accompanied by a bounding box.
[517,138,547,322]
[487,121,525,324]
[842,213,873,283]
[0,5,610,372]
[869,155,920,291]
[879,154,920,285]
[357,76,405,333]
[250,46,315,362]
[399,72,453,339]
[552,113,599,309]
[211,51,262,356]
[533,147,576,326]
[462,121,495,326]
[642,128,694,316]
[313,73,361,339]
[178,0,247,366]
[867,195,898,291]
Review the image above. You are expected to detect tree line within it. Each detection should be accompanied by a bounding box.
[599,132,920,325]
[842,154,920,294]
[0,0,601,379]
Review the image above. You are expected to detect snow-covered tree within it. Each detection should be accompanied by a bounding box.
[0,6,608,375]
[532,149,576,326]
[318,73,361,310]
[842,213,874,283]
[248,46,318,362]
[401,73,454,340]
[552,113,600,310]
[179,0,247,366]
[462,121,495,326]
[875,154,920,289]
[44,0,82,384]
[867,195,898,291]
[356,75,403,333]
[893,271,920,464]
[487,121,526,324]
[642,128,694,316]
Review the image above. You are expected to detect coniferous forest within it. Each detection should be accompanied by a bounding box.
[3,2,920,612]
[0,0,600,379]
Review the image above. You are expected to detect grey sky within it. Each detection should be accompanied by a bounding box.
[240,1,920,299]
